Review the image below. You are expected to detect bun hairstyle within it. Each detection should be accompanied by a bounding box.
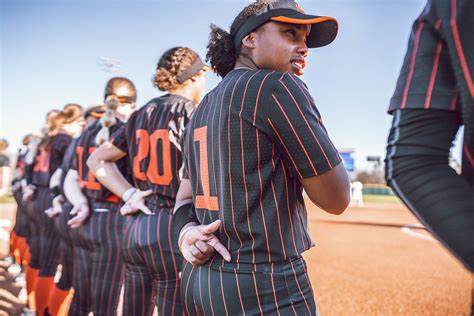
[39,104,82,147]
[153,47,200,91]
[95,77,137,145]
[48,104,83,137]
[207,0,273,77]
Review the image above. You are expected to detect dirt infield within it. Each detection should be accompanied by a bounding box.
[303,200,472,315]
[1,201,472,315]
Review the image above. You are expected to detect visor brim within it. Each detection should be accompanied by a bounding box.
[270,14,338,48]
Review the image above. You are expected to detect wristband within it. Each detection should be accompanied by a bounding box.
[173,202,199,239]
[50,186,61,199]
[178,225,196,252]
[122,187,137,202]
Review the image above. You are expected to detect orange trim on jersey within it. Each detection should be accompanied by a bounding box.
[270,15,336,25]
[464,145,474,167]
[450,0,474,98]
[401,18,424,109]
[424,20,443,110]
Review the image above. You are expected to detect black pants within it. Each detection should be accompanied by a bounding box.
[181,256,317,316]
[122,209,183,316]
[80,201,125,316]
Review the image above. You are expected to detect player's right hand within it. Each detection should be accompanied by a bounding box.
[51,195,64,216]
[45,207,60,218]
[120,190,153,216]
[68,202,90,228]
[179,220,231,266]
[22,185,36,201]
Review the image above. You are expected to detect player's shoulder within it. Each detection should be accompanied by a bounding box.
[251,70,307,92]
[255,70,310,101]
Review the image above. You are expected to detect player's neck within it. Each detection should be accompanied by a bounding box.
[235,54,259,71]
[169,87,199,104]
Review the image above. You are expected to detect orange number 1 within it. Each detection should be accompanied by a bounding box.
[194,126,219,211]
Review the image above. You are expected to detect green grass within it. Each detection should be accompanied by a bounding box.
[363,194,401,204]
[0,194,15,204]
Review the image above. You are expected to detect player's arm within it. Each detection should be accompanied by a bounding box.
[63,169,90,228]
[301,162,350,214]
[88,141,152,215]
[87,141,129,197]
[386,109,474,272]
[174,179,230,266]
[44,168,63,218]
[266,73,350,215]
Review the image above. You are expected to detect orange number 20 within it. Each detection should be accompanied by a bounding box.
[133,129,172,185]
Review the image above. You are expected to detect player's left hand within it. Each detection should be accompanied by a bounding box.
[68,202,90,228]
[179,220,231,266]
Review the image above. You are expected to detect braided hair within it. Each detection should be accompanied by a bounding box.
[153,47,200,91]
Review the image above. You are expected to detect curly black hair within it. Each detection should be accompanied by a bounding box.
[206,0,274,77]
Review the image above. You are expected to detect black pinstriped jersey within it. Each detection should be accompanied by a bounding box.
[59,138,80,194]
[389,0,473,184]
[111,94,196,209]
[31,133,71,187]
[183,68,342,264]
[13,150,27,184]
[71,120,130,202]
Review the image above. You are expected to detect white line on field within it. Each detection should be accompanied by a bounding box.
[401,223,436,242]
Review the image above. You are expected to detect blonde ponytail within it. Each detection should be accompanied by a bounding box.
[95,95,118,145]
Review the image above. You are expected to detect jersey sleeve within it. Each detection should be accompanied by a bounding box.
[181,128,191,181]
[69,141,79,171]
[51,134,72,173]
[388,2,458,113]
[110,124,128,153]
[264,72,342,179]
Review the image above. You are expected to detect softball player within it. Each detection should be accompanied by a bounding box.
[386,0,474,273]
[45,105,105,315]
[174,1,350,315]
[23,104,84,316]
[63,77,136,315]
[11,134,32,268]
[88,47,207,315]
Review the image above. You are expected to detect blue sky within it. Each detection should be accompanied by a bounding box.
[3,0,449,171]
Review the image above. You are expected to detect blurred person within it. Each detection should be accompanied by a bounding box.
[21,109,60,312]
[44,105,104,316]
[385,0,474,274]
[10,134,32,270]
[63,78,136,315]
[351,181,364,207]
[23,104,84,315]
[173,1,350,314]
[0,138,11,196]
[88,47,208,315]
